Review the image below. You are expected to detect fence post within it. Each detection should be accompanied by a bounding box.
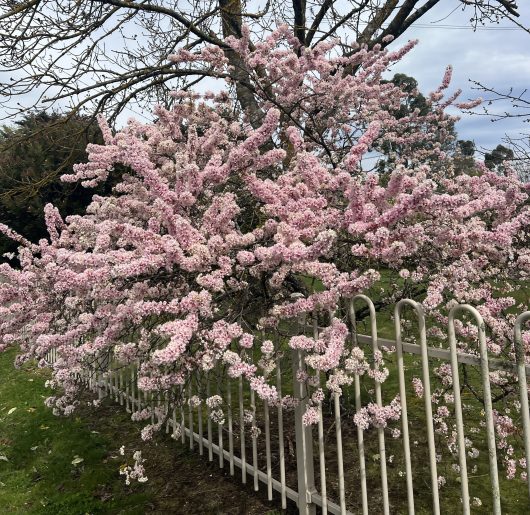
[514,312,530,502]
[292,348,317,515]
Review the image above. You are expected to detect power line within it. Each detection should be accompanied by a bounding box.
[405,23,525,31]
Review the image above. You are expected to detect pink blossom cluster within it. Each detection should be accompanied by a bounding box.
[0,29,528,470]
[353,396,402,430]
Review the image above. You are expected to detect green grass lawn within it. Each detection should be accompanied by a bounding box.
[0,348,283,515]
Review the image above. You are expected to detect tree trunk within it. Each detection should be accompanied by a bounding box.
[219,0,264,128]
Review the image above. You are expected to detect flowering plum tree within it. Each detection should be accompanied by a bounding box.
[0,27,529,483]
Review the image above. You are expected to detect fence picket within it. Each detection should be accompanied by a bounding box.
[276,349,287,509]
[188,383,194,450]
[226,378,232,468]
[334,392,346,515]
[394,301,415,515]
[264,399,273,500]
[515,312,530,502]
[313,314,328,515]
[217,370,224,469]
[239,375,247,484]
[396,299,440,515]
[350,295,384,515]
[206,374,213,461]
[292,347,316,515]
[251,388,259,491]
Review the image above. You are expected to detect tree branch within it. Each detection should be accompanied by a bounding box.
[305,0,334,46]
[95,0,226,48]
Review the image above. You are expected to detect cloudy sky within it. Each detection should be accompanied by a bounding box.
[387,1,530,152]
[1,1,528,154]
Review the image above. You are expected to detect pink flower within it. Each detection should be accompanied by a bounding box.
[412,377,424,398]
[302,407,320,426]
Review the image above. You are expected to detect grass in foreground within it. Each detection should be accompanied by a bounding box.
[0,348,284,515]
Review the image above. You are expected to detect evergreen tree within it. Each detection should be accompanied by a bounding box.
[484,144,514,171]
[0,112,110,260]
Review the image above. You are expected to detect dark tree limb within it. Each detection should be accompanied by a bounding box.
[292,0,306,47]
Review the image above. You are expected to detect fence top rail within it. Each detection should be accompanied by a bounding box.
[303,320,530,375]
[357,333,530,375]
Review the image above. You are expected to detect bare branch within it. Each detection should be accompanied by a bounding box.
[0,0,525,127]
[94,0,225,47]
[305,0,334,46]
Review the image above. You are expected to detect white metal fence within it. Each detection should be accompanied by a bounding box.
[48,296,530,514]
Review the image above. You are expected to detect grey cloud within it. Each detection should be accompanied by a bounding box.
[388,1,530,150]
